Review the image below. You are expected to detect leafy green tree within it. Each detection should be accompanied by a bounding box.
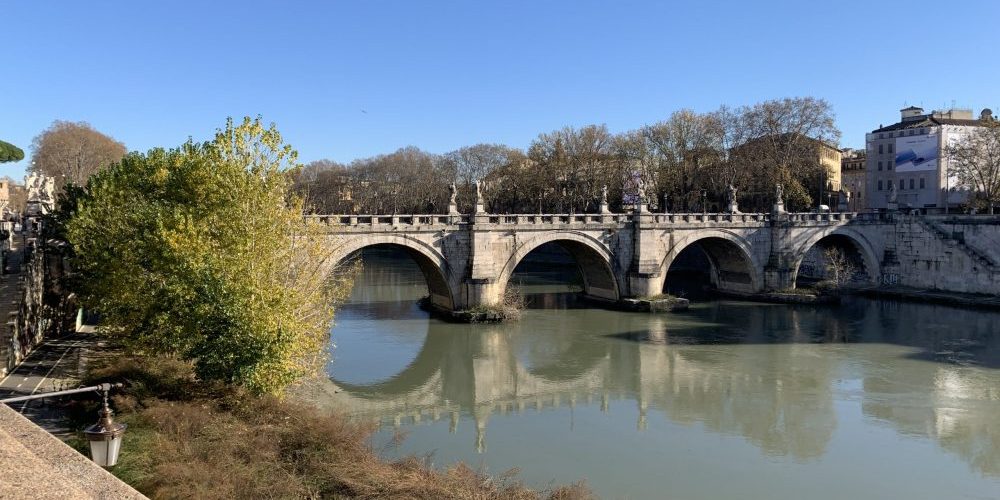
[0,140,25,162]
[61,117,350,393]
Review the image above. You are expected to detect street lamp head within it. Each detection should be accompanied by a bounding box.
[83,387,127,467]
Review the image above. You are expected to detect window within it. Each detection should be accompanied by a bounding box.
[888,160,893,170]
[878,180,883,190]
[900,179,905,190]
[879,144,884,154]
[879,133,884,139]
[910,179,915,189]
[878,161,883,171]
[888,143,894,154]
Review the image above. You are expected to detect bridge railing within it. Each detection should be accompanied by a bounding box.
[307,211,866,228]
[651,213,771,224]
[485,213,635,225]
[305,214,472,227]
[783,212,859,223]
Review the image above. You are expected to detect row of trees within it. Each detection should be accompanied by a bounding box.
[292,97,841,214]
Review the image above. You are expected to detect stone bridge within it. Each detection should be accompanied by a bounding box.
[309,208,930,311]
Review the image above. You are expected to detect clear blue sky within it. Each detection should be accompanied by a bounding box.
[2,1,997,179]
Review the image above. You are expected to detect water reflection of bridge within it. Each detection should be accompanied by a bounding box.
[302,299,1000,474]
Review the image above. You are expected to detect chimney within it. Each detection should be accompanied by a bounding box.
[901,106,924,121]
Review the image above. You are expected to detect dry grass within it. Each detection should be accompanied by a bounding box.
[81,356,592,500]
[467,285,525,322]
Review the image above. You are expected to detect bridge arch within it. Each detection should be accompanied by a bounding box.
[659,230,763,294]
[497,231,621,303]
[790,226,880,286]
[327,234,458,310]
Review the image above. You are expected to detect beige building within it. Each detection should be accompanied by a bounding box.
[840,148,866,211]
[817,140,842,207]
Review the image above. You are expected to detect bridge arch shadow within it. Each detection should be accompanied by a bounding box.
[660,231,762,296]
[498,231,621,305]
[328,235,458,310]
[791,228,880,288]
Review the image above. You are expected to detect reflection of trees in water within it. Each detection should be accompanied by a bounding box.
[345,247,430,304]
[632,339,836,460]
[863,356,1000,476]
[856,298,1000,476]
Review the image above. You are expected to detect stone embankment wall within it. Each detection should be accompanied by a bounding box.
[882,215,1000,295]
[1,235,76,377]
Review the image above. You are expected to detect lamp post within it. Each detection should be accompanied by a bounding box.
[1,383,126,467]
[701,190,707,215]
[84,389,127,467]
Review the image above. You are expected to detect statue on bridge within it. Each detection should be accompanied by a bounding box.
[726,184,740,214]
[838,188,851,212]
[773,183,786,214]
[599,185,610,214]
[474,180,485,214]
[448,182,459,215]
[887,181,898,211]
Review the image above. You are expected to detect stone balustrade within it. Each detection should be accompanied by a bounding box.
[307,211,869,230]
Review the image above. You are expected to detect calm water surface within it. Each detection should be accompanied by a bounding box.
[320,249,1000,500]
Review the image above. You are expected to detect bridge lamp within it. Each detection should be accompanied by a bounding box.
[83,388,127,467]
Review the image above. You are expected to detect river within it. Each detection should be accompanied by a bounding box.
[320,247,1000,499]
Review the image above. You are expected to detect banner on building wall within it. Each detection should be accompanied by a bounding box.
[895,135,938,172]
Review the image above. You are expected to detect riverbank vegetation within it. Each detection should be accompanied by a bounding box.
[465,285,525,322]
[73,355,589,500]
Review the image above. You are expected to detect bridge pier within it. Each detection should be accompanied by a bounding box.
[463,278,502,308]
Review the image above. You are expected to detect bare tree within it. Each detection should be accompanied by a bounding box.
[642,110,719,211]
[290,160,351,213]
[31,121,127,190]
[822,246,858,288]
[738,97,840,211]
[529,125,614,213]
[946,122,1000,214]
[441,144,523,211]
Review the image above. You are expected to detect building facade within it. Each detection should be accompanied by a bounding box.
[840,148,866,211]
[865,106,993,212]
